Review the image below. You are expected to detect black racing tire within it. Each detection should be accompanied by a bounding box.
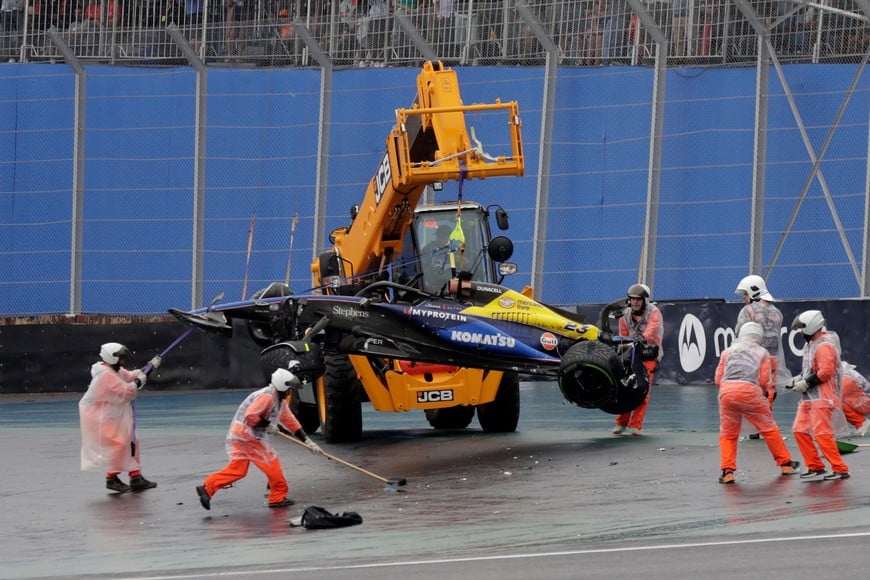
[425,406,476,429]
[260,345,321,433]
[260,345,293,382]
[317,354,363,443]
[476,372,520,433]
[599,353,649,415]
[558,340,648,415]
[260,341,325,382]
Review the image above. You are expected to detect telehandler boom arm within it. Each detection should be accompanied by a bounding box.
[312,61,524,291]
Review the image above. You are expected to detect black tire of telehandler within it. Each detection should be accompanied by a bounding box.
[476,372,520,433]
[318,354,363,443]
[260,345,321,434]
[425,406,476,429]
[290,400,321,435]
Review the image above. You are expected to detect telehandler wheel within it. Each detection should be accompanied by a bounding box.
[290,397,321,435]
[317,354,363,443]
[425,406,476,429]
[476,372,520,432]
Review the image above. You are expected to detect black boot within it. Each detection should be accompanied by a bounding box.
[196,485,211,510]
[268,497,295,508]
[106,475,131,494]
[129,474,157,492]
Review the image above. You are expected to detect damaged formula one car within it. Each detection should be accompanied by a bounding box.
[170,282,656,441]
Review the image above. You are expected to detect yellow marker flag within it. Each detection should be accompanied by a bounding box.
[449,217,465,250]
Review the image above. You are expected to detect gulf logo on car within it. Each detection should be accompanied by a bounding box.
[540,332,558,351]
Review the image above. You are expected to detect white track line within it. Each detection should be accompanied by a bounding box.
[134,530,870,580]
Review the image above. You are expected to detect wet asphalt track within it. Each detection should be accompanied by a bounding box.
[2,382,869,580]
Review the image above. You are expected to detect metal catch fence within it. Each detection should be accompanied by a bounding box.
[1,0,866,67]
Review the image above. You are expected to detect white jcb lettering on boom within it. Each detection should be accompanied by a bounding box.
[375,153,391,205]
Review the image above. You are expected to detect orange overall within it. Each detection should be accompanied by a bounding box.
[715,343,792,471]
[792,333,849,474]
[203,386,303,504]
[615,304,663,431]
[840,366,870,429]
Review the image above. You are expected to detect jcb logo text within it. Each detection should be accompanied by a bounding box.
[417,390,454,403]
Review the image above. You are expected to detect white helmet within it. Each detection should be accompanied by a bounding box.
[271,368,301,392]
[791,310,825,337]
[100,342,130,364]
[735,274,774,301]
[737,322,763,341]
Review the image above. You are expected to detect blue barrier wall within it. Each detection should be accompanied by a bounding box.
[1,64,868,315]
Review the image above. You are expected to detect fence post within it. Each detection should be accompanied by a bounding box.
[294,20,333,270]
[47,27,86,315]
[515,3,558,300]
[628,0,667,291]
[168,23,208,309]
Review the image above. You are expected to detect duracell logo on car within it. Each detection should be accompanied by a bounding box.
[471,284,503,294]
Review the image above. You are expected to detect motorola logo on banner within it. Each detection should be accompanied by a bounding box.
[678,314,706,373]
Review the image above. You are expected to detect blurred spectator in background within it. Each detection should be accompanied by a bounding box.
[226,0,255,59]
[830,4,868,63]
[474,0,501,62]
[134,0,172,28]
[698,0,721,58]
[358,0,388,65]
[85,0,121,26]
[580,0,604,65]
[52,0,82,30]
[278,5,292,40]
[601,0,630,64]
[1,0,25,54]
[336,0,359,61]
[432,0,454,58]
[64,4,99,43]
[392,0,418,59]
[184,0,204,52]
[271,6,298,66]
[671,0,688,58]
[514,0,547,63]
